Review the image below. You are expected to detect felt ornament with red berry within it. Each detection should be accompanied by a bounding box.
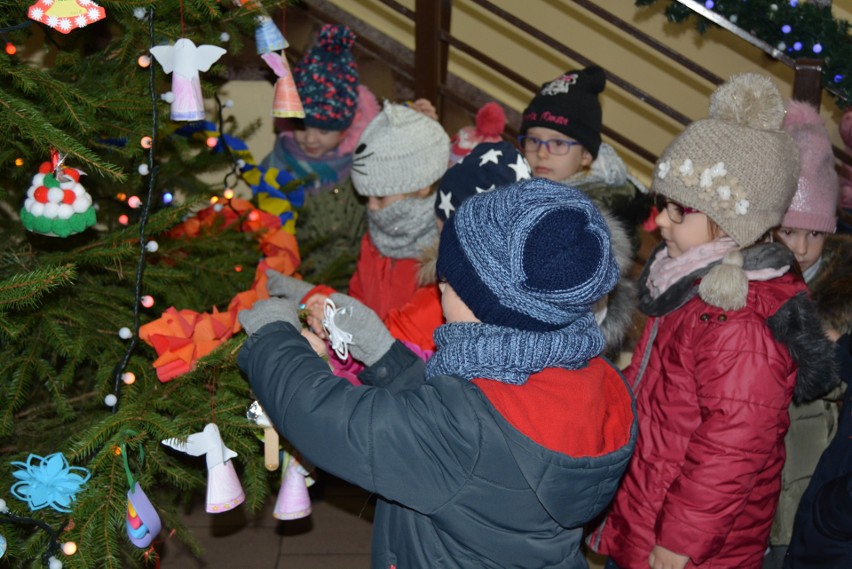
[21,154,96,238]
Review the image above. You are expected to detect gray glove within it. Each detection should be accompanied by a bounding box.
[327,293,395,366]
[239,298,301,336]
[265,270,316,302]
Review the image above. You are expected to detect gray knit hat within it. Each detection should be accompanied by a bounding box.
[652,73,800,247]
[351,101,450,197]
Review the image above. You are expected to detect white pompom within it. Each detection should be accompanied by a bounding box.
[43,202,59,219]
[72,195,90,213]
[57,204,74,220]
[47,187,64,203]
[24,198,34,210]
[27,186,36,198]
[30,202,45,217]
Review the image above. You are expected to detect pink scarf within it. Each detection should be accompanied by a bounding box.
[647,237,788,299]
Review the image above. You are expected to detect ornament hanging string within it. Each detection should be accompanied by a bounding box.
[120,430,144,488]
[0,512,67,568]
[179,0,185,39]
[110,6,159,411]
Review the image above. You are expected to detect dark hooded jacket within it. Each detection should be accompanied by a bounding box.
[784,234,852,569]
[589,242,838,569]
[238,321,636,569]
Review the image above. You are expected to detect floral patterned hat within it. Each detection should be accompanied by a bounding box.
[652,73,800,247]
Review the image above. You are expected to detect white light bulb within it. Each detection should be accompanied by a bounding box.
[104,394,117,407]
[118,327,132,340]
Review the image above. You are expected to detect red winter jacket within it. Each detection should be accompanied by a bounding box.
[384,284,443,352]
[348,233,427,321]
[589,243,836,569]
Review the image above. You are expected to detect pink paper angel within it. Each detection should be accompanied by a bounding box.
[162,423,245,513]
[150,39,227,121]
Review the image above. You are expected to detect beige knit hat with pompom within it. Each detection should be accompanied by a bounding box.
[652,73,800,247]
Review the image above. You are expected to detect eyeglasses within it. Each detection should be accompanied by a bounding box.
[518,135,582,156]
[654,194,700,224]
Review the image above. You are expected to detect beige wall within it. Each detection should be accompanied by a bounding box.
[222,0,852,189]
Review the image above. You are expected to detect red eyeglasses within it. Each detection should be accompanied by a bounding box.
[654,194,700,224]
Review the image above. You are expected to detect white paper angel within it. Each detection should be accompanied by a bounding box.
[150,39,227,121]
[162,423,245,513]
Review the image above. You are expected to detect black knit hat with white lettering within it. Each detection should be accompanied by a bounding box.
[520,66,606,158]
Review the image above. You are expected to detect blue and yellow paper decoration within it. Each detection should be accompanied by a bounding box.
[174,121,306,233]
[255,16,288,55]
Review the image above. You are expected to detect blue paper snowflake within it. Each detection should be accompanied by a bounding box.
[10,453,91,513]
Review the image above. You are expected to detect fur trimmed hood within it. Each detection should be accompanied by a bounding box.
[809,233,852,335]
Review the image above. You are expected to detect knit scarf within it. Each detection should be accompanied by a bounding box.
[425,316,605,385]
[367,196,438,259]
[647,238,739,299]
[646,237,789,299]
[279,134,352,196]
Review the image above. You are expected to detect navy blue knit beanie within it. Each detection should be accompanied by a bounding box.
[437,178,619,331]
[293,24,359,131]
[434,141,531,223]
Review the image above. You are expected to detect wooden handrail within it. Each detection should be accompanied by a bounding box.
[290,0,852,169]
[411,0,852,169]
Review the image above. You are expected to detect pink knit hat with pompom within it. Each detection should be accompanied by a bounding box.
[781,100,839,233]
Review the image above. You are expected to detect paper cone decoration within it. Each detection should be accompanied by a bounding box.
[274,454,312,520]
[262,52,304,119]
[273,73,304,118]
[162,423,245,514]
[255,17,288,55]
[28,0,106,34]
[126,483,162,548]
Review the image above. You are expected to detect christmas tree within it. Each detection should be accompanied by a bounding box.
[0,1,302,567]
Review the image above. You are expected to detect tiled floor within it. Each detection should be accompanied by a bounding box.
[160,475,607,568]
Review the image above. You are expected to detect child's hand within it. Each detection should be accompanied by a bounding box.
[411,98,438,121]
[649,545,689,569]
[302,293,329,338]
[825,327,841,342]
[301,329,328,359]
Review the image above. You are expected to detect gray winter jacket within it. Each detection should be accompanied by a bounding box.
[238,321,636,568]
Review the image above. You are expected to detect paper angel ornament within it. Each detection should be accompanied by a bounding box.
[162,423,245,513]
[150,39,227,121]
[28,0,106,34]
